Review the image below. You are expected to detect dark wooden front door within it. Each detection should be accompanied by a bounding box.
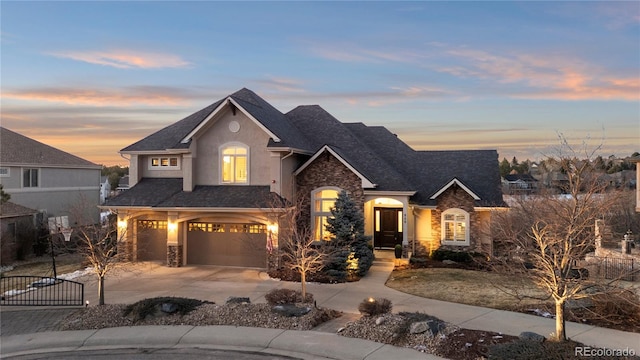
[374,208,402,248]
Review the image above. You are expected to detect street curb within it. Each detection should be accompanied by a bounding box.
[0,326,445,360]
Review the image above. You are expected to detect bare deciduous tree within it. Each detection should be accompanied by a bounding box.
[271,197,330,299]
[490,136,635,341]
[68,200,128,305]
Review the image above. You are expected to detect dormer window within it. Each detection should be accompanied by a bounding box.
[221,143,248,184]
[149,156,180,170]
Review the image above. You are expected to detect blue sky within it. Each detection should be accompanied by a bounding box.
[2,1,638,166]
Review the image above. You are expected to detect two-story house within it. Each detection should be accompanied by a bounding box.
[0,127,102,227]
[104,88,506,269]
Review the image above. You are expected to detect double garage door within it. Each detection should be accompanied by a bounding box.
[186,222,267,268]
[136,220,267,268]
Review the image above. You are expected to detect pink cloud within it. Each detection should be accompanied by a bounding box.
[50,50,190,69]
[440,48,639,101]
[3,87,193,106]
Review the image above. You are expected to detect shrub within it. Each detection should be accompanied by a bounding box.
[488,339,546,360]
[265,288,313,305]
[580,289,640,330]
[358,297,392,316]
[409,256,429,267]
[488,339,591,360]
[122,297,208,321]
[431,249,485,263]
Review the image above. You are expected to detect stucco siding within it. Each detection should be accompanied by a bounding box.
[193,109,273,186]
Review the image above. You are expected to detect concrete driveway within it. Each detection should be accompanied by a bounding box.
[78,260,396,311]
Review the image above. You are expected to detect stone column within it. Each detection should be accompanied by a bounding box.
[117,212,134,261]
[166,212,183,267]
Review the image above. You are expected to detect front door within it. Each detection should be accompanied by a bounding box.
[374,208,402,249]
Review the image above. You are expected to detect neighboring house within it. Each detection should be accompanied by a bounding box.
[0,127,102,227]
[104,88,506,268]
[100,176,111,204]
[0,201,38,264]
[116,175,130,193]
[502,173,538,194]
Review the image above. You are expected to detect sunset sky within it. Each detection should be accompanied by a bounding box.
[2,1,638,166]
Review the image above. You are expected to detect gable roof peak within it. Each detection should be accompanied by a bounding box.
[0,126,99,168]
[430,177,481,201]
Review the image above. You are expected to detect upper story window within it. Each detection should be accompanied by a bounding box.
[221,144,248,184]
[312,187,340,241]
[441,208,469,245]
[149,156,180,170]
[0,167,9,177]
[23,168,39,188]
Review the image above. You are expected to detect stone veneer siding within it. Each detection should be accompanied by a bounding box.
[167,245,183,267]
[427,185,482,254]
[295,151,365,233]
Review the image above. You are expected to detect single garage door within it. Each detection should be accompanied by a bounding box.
[187,222,266,268]
[137,220,168,262]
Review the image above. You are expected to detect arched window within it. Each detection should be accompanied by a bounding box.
[441,208,469,245]
[312,187,340,241]
[220,143,248,184]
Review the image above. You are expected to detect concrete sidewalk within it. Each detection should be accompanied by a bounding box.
[1,255,638,358]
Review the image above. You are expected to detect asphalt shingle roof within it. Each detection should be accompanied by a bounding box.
[104,179,285,208]
[159,185,284,208]
[114,88,505,208]
[286,106,414,191]
[0,127,99,168]
[0,201,38,218]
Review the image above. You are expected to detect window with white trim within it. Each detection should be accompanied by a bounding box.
[149,156,180,170]
[23,168,39,187]
[220,144,248,184]
[0,167,9,177]
[441,208,469,245]
[312,188,340,241]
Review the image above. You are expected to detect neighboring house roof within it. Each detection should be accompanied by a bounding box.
[104,178,286,209]
[504,174,537,182]
[117,176,130,189]
[0,127,100,168]
[0,201,38,219]
[113,88,506,209]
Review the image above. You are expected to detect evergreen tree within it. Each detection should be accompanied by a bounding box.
[499,158,511,178]
[325,190,374,278]
[510,156,519,171]
[0,184,10,204]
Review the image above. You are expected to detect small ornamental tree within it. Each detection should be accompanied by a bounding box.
[68,198,128,305]
[325,190,373,278]
[271,196,329,298]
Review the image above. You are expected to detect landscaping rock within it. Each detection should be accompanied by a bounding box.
[519,331,545,342]
[375,316,385,325]
[427,319,446,336]
[410,321,429,334]
[160,302,178,314]
[409,319,446,336]
[225,296,251,305]
[442,259,457,265]
[272,304,312,317]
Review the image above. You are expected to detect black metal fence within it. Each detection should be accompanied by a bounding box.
[0,276,84,306]
[590,257,636,282]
